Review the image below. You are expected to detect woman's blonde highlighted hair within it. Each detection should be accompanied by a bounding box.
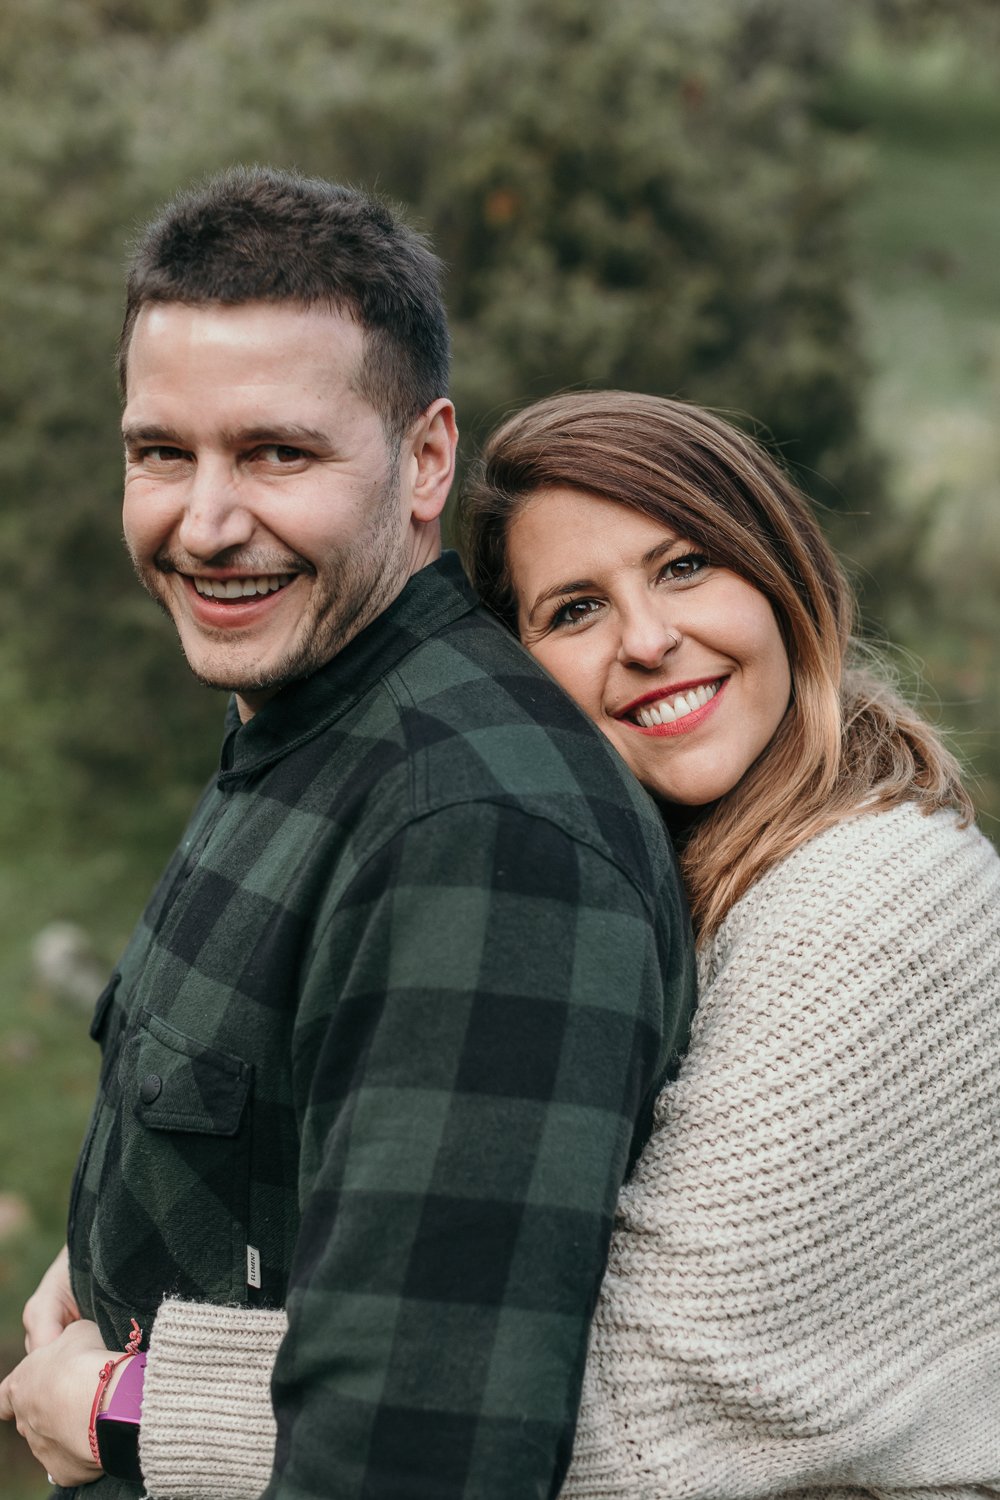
[461,391,972,940]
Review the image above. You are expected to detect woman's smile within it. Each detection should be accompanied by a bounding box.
[615,675,728,734]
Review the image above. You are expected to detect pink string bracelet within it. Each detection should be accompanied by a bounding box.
[88,1318,142,1466]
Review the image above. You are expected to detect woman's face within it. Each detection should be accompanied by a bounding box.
[507,486,792,807]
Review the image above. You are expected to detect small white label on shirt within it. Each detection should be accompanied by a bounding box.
[247,1245,261,1289]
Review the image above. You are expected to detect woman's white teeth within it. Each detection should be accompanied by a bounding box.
[193,574,292,599]
[635,680,720,728]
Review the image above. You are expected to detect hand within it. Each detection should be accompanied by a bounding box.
[0,1318,124,1488]
[23,1244,80,1353]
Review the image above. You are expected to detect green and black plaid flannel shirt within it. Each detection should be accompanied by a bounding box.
[66,552,695,1500]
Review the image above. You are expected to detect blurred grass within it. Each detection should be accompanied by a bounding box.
[1,25,998,1499]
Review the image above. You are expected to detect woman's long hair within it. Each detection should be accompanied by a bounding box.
[460,390,972,939]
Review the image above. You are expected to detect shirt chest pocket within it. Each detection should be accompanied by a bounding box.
[89,1009,253,1310]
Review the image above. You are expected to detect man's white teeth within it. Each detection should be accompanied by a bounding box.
[634,680,720,728]
[193,574,293,599]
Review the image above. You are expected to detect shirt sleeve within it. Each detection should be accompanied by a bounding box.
[263,799,680,1500]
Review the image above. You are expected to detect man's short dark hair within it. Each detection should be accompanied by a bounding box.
[117,165,450,439]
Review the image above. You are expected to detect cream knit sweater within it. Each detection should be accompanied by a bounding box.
[139,802,1000,1500]
[562,802,1000,1500]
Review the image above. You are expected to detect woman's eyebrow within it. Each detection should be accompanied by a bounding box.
[525,577,595,624]
[641,536,683,566]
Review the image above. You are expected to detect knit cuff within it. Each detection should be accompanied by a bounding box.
[139,1297,288,1500]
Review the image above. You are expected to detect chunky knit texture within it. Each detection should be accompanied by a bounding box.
[562,802,1000,1500]
[140,1299,285,1499]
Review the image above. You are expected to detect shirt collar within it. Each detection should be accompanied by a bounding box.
[218,551,478,782]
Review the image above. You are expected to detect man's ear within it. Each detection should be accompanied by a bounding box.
[405,398,458,524]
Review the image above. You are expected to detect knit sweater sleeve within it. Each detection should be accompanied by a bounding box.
[562,803,1000,1500]
[139,1299,286,1499]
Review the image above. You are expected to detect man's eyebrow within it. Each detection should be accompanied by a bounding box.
[121,422,185,447]
[121,423,334,449]
[221,424,333,449]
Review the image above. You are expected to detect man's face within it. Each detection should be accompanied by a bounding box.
[122,301,435,717]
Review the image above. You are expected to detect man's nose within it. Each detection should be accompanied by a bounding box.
[175,460,255,559]
[617,605,682,668]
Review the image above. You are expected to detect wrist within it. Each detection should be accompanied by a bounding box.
[103,1356,134,1405]
[89,1318,144,1481]
[95,1352,145,1482]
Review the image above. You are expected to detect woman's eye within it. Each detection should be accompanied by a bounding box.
[552,597,602,628]
[661,552,708,581]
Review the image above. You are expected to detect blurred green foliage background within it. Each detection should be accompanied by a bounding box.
[1,1,997,1493]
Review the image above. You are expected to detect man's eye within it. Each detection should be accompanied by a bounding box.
[258,444,307,464]
[551,598,602,628]
[138,446,187,464]
[661,553,708,581]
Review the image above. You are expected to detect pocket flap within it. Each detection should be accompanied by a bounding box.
[126,1010,251,1136]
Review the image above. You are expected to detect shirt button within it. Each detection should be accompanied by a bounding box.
[139,1073,162,1105]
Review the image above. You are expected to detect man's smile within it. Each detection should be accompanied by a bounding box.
[190,573,295,600]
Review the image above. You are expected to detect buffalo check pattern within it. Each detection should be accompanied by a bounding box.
[66,552,696,1500]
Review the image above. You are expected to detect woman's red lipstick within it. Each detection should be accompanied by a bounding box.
[617,676,728,737]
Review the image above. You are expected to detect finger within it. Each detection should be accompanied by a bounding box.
[0,1375,14,1421]
[24,1314,65,1355]
[24,1299,80,1355]
[23,1248,80,1355]
[6,1409,90,1487]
